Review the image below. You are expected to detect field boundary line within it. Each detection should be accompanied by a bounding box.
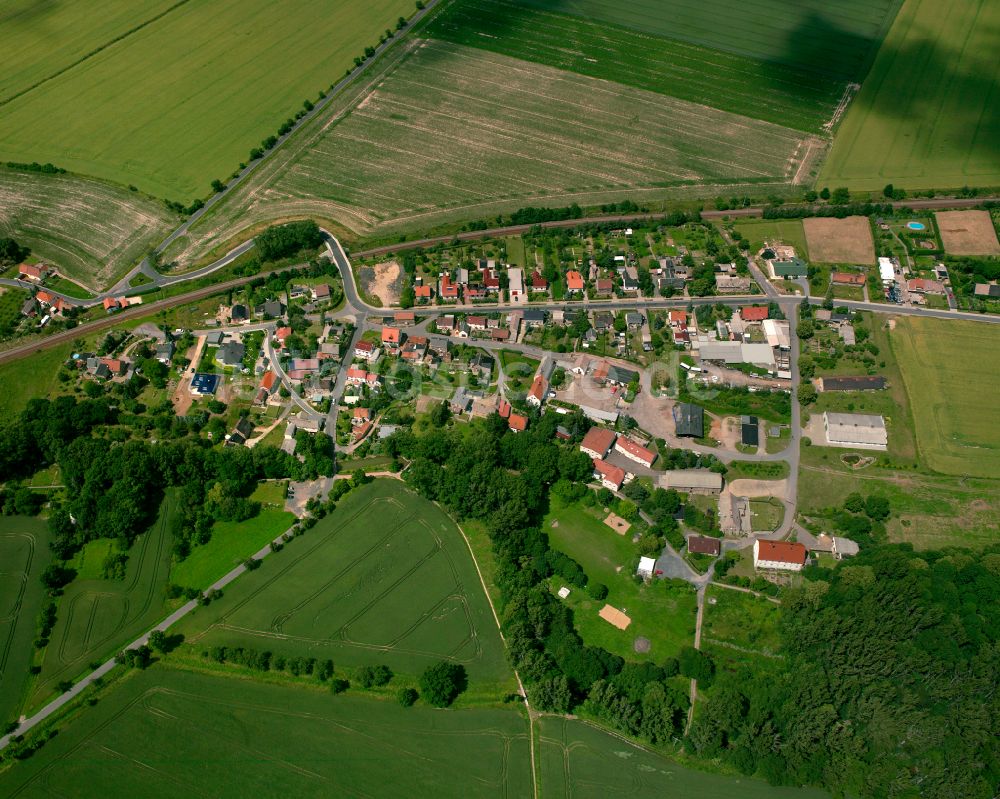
[447,508,538,799]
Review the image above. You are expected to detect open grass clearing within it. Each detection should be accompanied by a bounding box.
[0,516,52,728]
[71,539,116,581]
[889,315,1000,477]
[0,168,175,290]
[29,492,178,710]
[750,499,785,532]
[819,0,1000,190]
[0,342,73,419]
[803,216,876,264]
[726,460,790,481]
[701,584,783,680]
[0,667,533,798]
[169,508,296,592]
[545,495,697,662]
[176,480,513,685]
[797,451,1000,550]
[935,210,1000,255]
[426,0,881,133]
[538,715,826,799]
[0,0,418,201]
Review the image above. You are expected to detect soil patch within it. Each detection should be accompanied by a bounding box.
[599,605,631,630]
[803,216,876,264]
[633,636,651,653]
[935,210,1000,255]
[360,260,403,306]
[603,513,631,535]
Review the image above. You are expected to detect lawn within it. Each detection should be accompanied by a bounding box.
[72,539,116,580]
[729,219,809,258]
[0,342,73,418]
[545,495,697,662]
[248,480,287,507]
[890,316,1000,477]
[28,492,178,710]
[0,516,52,728]
[726,460,790,481]
[0,0,418,201]
[700,584,784,680]
[43,276,95,299]
[499,348,540,376]
[175,480,513,686]
[750,499,785,532]
[0,668,533,799]
[0,167,176,290]
[538,716,827,799]
[819,0,1000,191]
[169,508,296,591]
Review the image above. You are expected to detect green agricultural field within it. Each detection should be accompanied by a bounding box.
[538,716,827,798]
[169,508,296,591]
[427,0,900,133]
[510,0,900,80]
[700,584,784,681]
[819,0,1000,190]
[545,496,697,662]
[0,668,533,798]
[29,493,177,709]
[0,0,417,201]
[0,285,30,339]
[176,480,513,685]
[890,316,1000,477]
[0,167,176,289]
[0,516,52,728]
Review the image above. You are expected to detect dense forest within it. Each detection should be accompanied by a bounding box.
[389,409,1000,799]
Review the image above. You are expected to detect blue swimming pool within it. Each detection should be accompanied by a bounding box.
[907,221,926,231]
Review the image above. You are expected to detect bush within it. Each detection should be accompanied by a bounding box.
[397,687,418,707]
[419,661,467,707]
[587,582,609,601]
[330,678,350,694]
[357,664,393,689]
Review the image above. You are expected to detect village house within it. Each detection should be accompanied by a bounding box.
[508,413,528,433]
[18,263,48,282]
[831,271,866,286]
[592,458,625,491]
[906,278,946,295]
[352,407,372,427]
[530,270,548,292]
[687,535,721,557]
[658,469,722,494]
[526,373,547,407]
[381,326,402,351]
[565,270,585,294]
[740,305,769,323]
[614,437,657,468]
[715,275,753,293]
[594,278,614,297]
[753,540,807,572]
[354,340,380,361]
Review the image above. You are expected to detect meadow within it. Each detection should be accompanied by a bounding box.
[819,0,1000,190]
[0,167,176,290]
[425,0,892,133]
[700,584,783,680]
[0,668,533,798]
[29,493,177,709]
[544,496,697,662]
[538,716,828,798]
[729,219,810,258]
[0,517,52,728]
[0,343,73,418]
[0,0,416,201]
[889,316,1000,478]
[169,508,295,592]
[176,480,513,685]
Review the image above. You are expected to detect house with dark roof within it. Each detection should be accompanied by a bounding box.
[216,341,246,367]
[688,535,721,556]
[741,415,759,447]
[254,300,286,319]
[673,403,704,438]
[604,364,638,387]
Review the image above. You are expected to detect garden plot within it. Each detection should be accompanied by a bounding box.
[803,216,876,264]
[935,210,1000,256]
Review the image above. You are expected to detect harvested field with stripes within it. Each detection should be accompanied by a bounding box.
[0,168,176,290]
[215,41,809,237]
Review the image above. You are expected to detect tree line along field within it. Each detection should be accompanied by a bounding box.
[0,668,534,799]
[27,493,178,711]
[173,39,809,250]
[0,167,177,290]
[0,517,52,728]
[424,0,901,134]
[819,0,1000,191]
[176,479,513,687]
[0,0,416,202]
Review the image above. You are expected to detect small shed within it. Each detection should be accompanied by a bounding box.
[636,556,656,579]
